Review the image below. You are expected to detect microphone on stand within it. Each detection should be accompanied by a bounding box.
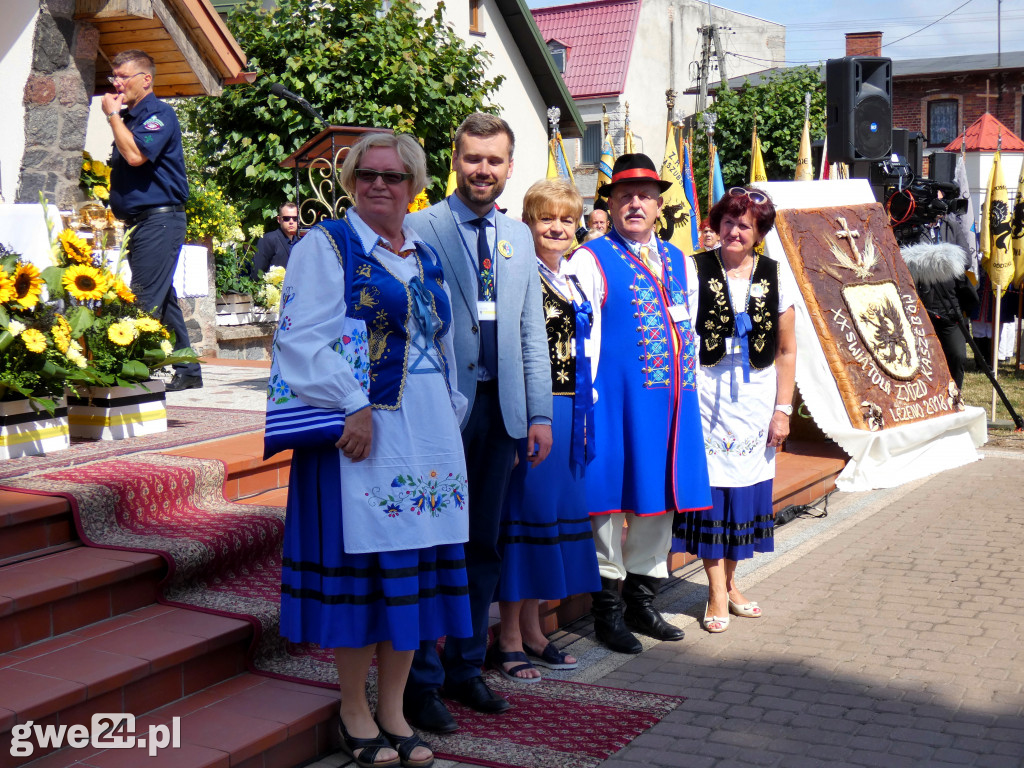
[269,83,328,127]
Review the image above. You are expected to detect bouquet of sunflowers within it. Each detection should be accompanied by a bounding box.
[0,244,87,412]
[41,225,199,388]
[79,151,112,204]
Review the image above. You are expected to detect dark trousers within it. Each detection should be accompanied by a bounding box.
[932,316,967,389]
[407,384,517,693]
[127,211,200,376]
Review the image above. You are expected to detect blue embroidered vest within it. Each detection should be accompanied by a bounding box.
[317,219,452,410]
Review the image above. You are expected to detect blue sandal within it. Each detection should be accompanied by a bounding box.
[523,642,578,670]
[486,646,542,684]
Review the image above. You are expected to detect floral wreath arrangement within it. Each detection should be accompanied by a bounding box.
[40,223,200,389]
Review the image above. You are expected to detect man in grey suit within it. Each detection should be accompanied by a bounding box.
[404,113,553,733]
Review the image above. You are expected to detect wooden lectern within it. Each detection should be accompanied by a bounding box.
[280,125,392,226]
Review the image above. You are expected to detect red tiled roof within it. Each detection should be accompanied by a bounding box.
[944,113,1024,152]
[531,0,641,99]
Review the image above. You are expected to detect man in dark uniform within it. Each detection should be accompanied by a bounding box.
[101,49,201,391]
[251,202,300,278]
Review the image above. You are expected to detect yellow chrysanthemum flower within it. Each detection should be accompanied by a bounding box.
[0,269,15,303]
[58,229,93,265]
[63,264,109,301]
[107,321,136,346]
[113,277,136,303]
[93,185,109,201]
[21,328,47,353]
[134,316,162,333]
[159,339,173,355]
[51,315,72,353]
[67,342,88,368]
[13,263,43,310]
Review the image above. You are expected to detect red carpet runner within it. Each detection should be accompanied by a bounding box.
[2,454,683,768]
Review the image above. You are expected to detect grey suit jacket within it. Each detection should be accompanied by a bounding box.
[407,198,552,438]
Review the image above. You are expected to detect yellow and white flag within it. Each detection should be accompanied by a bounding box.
[750,126,767,183]
[597,132,615,197]
[547,132,575,184]
[658,128,695,255]
[794,116,813,181]
[980,150,1014,295]
[445,142,457,197]
[1013,161,1024,287]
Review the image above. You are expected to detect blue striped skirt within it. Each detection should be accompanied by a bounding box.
[671,479,775,562]
[496,395,602,602]
[280,446,472,650]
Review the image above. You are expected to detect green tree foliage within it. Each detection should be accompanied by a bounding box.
[179,0,503,230]
[690,66,825,207]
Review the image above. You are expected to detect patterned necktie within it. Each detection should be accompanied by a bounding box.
[471,217,494,300]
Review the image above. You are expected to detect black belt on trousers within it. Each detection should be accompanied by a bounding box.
[124,204,186,225]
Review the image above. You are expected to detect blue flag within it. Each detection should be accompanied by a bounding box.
[712,151,726,204]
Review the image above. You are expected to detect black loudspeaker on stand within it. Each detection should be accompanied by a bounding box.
[826,56,893,163]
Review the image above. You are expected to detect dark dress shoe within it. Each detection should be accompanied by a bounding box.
[166,373,203,391]
[442,676,511,714]
[403,689,457,734]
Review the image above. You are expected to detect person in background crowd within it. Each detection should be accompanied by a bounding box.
[252,201,301,278]
[102,48,201,391]
[404,113,553,733]
[276,132,471,768]
[673,186,796,634]
[698,218,719,251]
[490,179,602,683]
[571,154,711,655]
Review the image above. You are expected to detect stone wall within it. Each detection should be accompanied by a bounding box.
[17,0,97,208]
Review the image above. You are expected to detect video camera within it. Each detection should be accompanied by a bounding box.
[877,154,968,245]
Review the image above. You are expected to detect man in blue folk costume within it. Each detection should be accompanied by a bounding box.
[570,154,711,654]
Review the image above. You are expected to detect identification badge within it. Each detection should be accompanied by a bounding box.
[477,301,496,321]
[668,303,690,323]
[584,337,594,358]
[498,240,513,259]
[749,283,766,299]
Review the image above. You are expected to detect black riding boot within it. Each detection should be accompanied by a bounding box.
[622,573,684,641]
[590,577,642,654]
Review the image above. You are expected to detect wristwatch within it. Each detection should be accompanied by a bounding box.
[774,404,793,416]
[107,110,120,121]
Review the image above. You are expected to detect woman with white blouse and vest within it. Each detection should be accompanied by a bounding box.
[672,186,796,633]
[275,133,471,768]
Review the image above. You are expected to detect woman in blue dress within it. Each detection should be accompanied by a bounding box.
[275,133,471,768]
[489,179,602,682]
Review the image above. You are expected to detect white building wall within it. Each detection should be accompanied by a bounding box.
[427,0,551,218]
[0,0,40,202]
[569,0,784,206]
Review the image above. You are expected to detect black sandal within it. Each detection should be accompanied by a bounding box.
[376,722,435,768]
[338,720,401,768]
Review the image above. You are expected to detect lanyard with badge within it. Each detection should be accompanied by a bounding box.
[451,209,497,322]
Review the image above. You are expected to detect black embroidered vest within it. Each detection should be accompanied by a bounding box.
[539,274,576,396]
[694,250,779,370]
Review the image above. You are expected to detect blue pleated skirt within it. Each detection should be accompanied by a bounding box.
[671,479,775,561]
[496,395,602,602]
[280,446,473,650]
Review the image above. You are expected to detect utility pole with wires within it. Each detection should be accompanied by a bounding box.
[695,0,730,113]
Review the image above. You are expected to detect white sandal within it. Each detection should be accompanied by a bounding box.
[728,599,762,618]
[702,603,730,633]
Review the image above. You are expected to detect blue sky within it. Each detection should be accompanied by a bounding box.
[530,0,1023,65]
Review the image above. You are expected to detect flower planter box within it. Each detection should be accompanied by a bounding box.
[216,293,255,326]
[66,381,167,440]
[0,397,70,459]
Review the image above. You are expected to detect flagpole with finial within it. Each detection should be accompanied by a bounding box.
[624,102,634,154]
[547,106,561,180]
[702,110,717,212]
